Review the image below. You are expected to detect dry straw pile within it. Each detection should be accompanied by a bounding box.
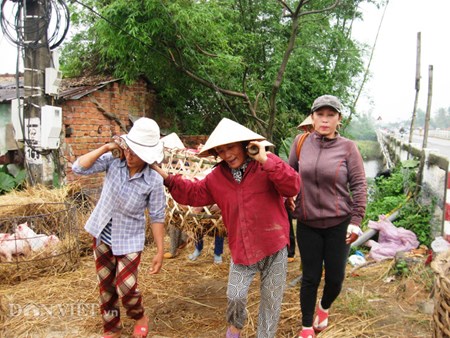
[0,184,95,284]
[0,237,434,337]
[0,179,435,337]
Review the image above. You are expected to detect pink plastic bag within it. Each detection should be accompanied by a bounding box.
[365,215,419,261]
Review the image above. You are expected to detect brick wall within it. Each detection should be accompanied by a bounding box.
[62,79,158,191]
[180,135,209,149]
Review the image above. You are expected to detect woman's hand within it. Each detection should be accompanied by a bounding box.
[247,141,268,164]
[346,224,362,245]
[148,252,163,274]
[285,196,296,212]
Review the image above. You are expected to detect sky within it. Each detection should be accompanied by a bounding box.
[1,0,449,123]
[351,0,450,123]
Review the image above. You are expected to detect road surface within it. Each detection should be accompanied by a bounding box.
[397,133,450,160]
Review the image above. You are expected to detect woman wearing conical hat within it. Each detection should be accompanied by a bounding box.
[151,118,300,338]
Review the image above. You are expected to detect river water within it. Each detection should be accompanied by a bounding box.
[364,159,384,179]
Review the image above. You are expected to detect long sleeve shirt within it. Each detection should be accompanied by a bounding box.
[288,131,367,228]
[72,153,166,255]
[165,153,300,265]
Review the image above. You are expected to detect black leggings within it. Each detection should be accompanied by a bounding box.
[296,218,350,327]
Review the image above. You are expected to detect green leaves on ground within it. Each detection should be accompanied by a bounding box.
[0,166,27,194]
[363,162,432,247]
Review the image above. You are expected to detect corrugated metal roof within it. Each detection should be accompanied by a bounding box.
[0,77,24,103]
[58,78,121,100]
[0,74,122,102]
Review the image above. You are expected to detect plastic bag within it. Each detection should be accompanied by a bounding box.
[348,251,366,266]
[365,215,419,261]
[430,236,450,254]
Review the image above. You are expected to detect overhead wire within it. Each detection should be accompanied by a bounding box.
[0,0,70,176]
[1,0,69,50]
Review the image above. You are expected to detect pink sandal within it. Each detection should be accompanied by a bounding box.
[297,327,315,338]
[133,324,148,338]
[313,304,329,332]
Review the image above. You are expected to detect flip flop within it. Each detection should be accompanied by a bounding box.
[133,324,149,338]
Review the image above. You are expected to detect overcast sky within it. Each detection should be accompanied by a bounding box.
[1,0,448,123]
[352,0,450,123]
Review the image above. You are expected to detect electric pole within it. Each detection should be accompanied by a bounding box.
[23,0,53,185]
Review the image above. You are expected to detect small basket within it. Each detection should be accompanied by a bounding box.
[431,248,450,338]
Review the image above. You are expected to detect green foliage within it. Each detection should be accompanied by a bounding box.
[60,0,372,139]
[393,259,410,277]
[345,113,378,141]
[278,136,295,162]
[363,161,432,247]
[0,165,27,194]
[395,198,433,247]
[355,140,382,161]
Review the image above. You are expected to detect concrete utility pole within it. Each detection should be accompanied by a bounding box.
[422,65,433,149]
[408,32,421,146]
[416,65,433,195]
[23,0,53,185]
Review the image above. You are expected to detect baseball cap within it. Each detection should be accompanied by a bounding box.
[311,95,342,113]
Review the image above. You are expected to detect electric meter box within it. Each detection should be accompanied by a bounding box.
[41,105,62,149]
[11,98,24,141]
[45,67,62,96]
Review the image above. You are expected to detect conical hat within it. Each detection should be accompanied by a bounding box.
[161,132,185,150]
[296,115,313,129]
[198,118,269,157]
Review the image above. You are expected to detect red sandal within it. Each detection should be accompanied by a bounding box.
[297,327,315,338]
[133,324,148,338]
[313,303,329,332]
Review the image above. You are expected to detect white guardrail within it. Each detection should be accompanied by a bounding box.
[428,130,450,140]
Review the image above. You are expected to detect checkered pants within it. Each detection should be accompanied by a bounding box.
[93,241,144,333]
[226,247,287,338]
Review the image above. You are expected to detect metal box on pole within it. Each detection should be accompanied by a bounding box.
[40,105,62,149]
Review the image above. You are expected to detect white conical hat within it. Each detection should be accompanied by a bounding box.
[198,118,270,157]
[161,132,185,150]
[296,115,313,130]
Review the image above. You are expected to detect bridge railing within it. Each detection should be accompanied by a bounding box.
[378,130,449,240]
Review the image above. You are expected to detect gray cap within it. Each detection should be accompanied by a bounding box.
[311,95,342,113]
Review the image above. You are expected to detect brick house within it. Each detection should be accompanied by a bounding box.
[1,74,209,194]
[58,75,161,193]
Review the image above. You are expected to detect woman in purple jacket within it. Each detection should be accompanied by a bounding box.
[151,118,300,338]
[288,95,367,338]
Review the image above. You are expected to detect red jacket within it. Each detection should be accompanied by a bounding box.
[165,153,300,265]
[288,131,367,228]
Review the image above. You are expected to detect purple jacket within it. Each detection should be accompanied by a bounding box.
[288,131,367,228]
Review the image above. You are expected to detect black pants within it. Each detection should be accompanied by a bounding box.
[287,207,296,258]
[296,218,350,327]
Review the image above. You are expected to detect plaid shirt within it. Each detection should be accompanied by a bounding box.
[72,153,166,255]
